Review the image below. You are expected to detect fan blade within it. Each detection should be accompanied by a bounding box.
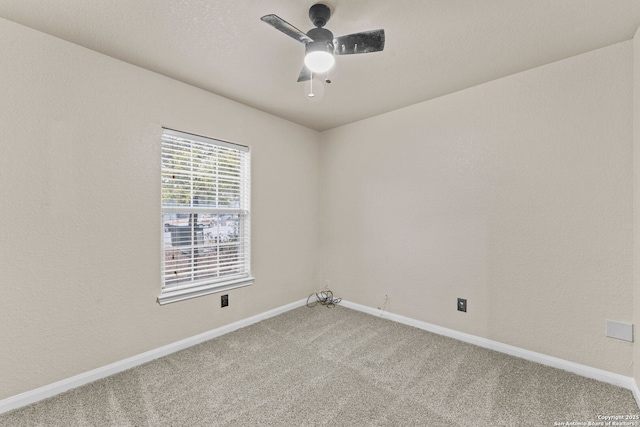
[261,14,313,44]
[297,66,311,82]
[333,29,385,55]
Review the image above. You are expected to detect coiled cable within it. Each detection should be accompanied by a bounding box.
[307,289,342,308]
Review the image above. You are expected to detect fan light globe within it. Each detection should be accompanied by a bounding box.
[304,51,335,73]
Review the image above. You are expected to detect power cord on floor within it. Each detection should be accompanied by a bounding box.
[306,289,342,308]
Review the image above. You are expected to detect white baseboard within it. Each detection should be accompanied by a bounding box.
[340,300,639,403]
[0,298,308,415]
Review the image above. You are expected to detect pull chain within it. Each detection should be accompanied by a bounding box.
[308,71,315,98]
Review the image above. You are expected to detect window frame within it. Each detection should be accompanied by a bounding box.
[157,128,253,305]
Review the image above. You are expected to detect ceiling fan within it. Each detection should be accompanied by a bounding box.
[261,3,385,83]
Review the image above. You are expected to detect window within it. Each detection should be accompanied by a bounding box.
[158,128,253,305]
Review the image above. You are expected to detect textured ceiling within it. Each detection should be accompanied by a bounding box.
[1,1,640,131]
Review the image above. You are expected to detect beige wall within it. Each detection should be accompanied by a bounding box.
[321,41,634,376]
[634,27,640,389]
[0,17,321,400]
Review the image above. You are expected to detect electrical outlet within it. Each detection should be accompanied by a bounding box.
[457,298,467,312]
[221,294,229,308]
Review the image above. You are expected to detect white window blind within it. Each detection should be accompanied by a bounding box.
[158,128,253,305]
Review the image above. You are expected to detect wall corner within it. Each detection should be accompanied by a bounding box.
[633,24,640,395]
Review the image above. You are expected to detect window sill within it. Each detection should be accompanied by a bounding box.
[157,276,255,305]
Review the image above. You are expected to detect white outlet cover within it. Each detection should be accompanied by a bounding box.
[606,320,633,342]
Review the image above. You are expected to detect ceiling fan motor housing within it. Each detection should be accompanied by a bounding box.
[306,27,334,55]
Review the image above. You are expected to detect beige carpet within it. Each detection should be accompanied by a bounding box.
[0,305,637,426]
